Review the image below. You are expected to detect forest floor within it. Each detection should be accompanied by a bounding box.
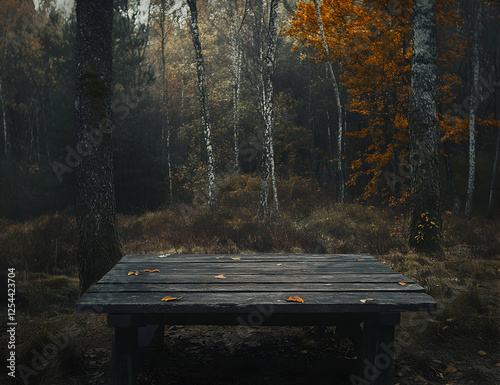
[1,179,499,384]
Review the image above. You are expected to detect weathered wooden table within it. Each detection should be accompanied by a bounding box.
[76,253,436,385]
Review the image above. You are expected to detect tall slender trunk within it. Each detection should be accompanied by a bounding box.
[41,91,51,162]
[231,11,243,172]
[465,1,483,220]
[160,0,173,206]
[443,141,461,215]
[313,0,345,203]
[408,0,442,253]
[0,77,7,157]
[187,0,216,212]
[75,0,122,295]
[258,0,279,218]
[488,46,499,219]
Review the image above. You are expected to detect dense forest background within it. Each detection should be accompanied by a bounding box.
[0,0,499,219]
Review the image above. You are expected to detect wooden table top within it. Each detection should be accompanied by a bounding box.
[76,254,436,316]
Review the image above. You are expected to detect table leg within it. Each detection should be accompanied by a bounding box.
[111,326,138,385]
[351,312,400,385]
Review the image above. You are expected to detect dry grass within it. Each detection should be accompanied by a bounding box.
[1,174,499,384]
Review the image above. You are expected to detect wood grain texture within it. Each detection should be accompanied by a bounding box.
[77,254,436,316]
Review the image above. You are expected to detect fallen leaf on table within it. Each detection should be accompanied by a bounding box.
[325,283,333,286]
[398,282,407,286]
[287,295,304,303]
[161,296,181,302]
[215,273,226,279]
[144,269,160,273]
[360,298,374,303]
[478,350,487,356]
[357,258,366,261]
[231,257,241,260]
[158,254,170,258]
[128,271,139,276]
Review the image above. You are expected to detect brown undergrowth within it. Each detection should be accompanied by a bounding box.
[0,175,499,384]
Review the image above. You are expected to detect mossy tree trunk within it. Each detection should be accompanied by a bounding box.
[75,0,122,295]
[408,0,442,253]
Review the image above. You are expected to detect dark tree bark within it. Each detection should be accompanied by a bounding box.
[465,0,483,220]
[313,0,345,203]
[408,0,442,253]
[75,0,122,295]
[187,0,217,212]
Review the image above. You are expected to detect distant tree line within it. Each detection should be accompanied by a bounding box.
[0,0,499,220]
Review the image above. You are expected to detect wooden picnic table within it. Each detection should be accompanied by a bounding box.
[76,253,436,385]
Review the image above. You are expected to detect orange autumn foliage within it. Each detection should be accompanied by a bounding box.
[286,0,466,202]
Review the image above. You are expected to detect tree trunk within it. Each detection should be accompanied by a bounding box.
[231,17,242,172]
[258,0,279,219]
[488,45,499,219]
[313,0,345,203]
[187,0,216,212]
[75,0,122,295]
[159,0,174,206]
[443,141,461,216]
[408,0,442,253]
[0,77,8,157]
[465,0,483,220]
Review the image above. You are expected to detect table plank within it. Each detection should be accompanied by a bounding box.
[98,272,412,284]
[90,282,425,293]
[77,291,436,313]
[118,254,375,263]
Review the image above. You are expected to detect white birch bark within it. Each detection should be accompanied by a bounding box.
[408,0,442,252]
[313,0,345,203]
[465,0,483,220]
[258,0,279,218]
[231,14,242,171]
[187,0,216,212]
[1,76,7,156]
[159,0,174,206]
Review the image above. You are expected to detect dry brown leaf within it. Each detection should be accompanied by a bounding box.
[325,283,333,286]
[495,362,500,367]
[442,326,449,330]
[161,296,181,302]
[360,298,374,303]
[398,282,407,286]
[478,350,487,356]
[215,273,226,279]
[287,295,304,303]
[128,271,139,276]
[144,269,160,273]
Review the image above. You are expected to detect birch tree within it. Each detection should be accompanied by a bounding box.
[187,0,216,212]
[312,0,345,203]
[257,0,279,218]
[155,0,174,205]
[465,0,483,220]
[229,1,244,172]
[75,0,122,294]
[408,0,442,253]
